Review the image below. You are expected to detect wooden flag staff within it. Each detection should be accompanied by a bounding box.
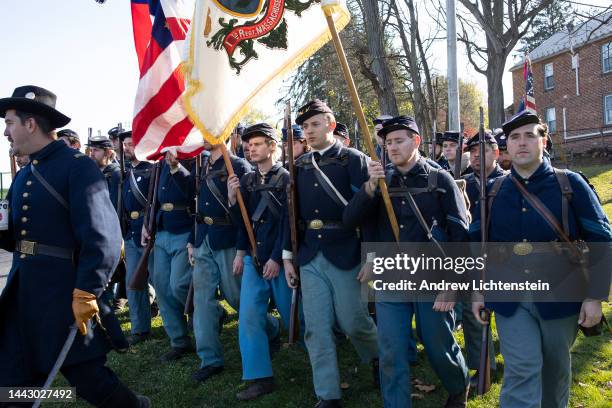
[322,3,400,242]
[219,143,260,268]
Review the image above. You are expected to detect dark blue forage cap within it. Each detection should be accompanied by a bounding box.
[465,132,497,149]
[440,131,460,144]
[377,115,420,138]
[333,122,349,139]
[502,110,540,136]
[242,123,280,143]
[295,99,333,125]
[493,128,507,150]
[282,124,304,142]
[86,135,113,149]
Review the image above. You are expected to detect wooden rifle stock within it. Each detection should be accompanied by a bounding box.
[128,161,161,290]
[184,280,195,315]
[476,107,492,395]
[454,123,464,179]
[285,101,301,344]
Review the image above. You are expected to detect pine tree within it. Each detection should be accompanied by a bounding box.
[520,0,575,52]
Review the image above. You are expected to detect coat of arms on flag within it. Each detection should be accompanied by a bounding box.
[183,0,350,145]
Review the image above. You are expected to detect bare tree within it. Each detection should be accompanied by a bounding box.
[457,0,554,127]
[358,0,399,116]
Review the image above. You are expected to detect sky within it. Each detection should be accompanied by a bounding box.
[1,0,602,177]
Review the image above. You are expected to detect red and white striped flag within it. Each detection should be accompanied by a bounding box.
[518,54,536,113]
[130,0,203,160]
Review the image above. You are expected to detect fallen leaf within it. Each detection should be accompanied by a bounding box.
[412,378,424,385]
[411,393,424,400]
[574,404,584,408]
[414,384,436,393]
[290,378,295,383]
[606,381,612,389]
[340,382,350,390]
[577,382,586,387]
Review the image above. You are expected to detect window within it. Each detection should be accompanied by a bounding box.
[544,63,554,90]
[605,94,612,125]
[603,42,612,73]
[546,107,556,133]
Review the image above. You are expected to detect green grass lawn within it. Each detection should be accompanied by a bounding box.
[48,163,611,407]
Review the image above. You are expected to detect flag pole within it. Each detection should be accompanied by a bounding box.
[322,4,400,242]
[219,143,260,268]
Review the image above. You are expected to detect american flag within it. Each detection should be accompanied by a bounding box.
[518,54,536,113]
[130,0,203,160]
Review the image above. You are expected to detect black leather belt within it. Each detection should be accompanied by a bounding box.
[160,203,188,212]
[196,214,232,226]
[302,219,345,230]
[16,240,73,259]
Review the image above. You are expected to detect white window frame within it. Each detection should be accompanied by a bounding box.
[545,107,556,133]
[603,42,612,74]
[605,94,612,126]
[544,63,554,90]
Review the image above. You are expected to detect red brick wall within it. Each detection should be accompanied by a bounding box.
[511,36,612,153]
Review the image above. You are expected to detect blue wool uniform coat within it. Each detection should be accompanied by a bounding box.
[231,162,289,264]
[102,162,122,211]
[344,157,470,243]
[122,161,154,247]
[283,141,369,269]
[0,140,121,379]
[462,164,506,219]
[189,153,252,249]
[155,161,194,235]
[470,161,612,319]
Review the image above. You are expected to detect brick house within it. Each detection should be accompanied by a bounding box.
[510,14,612,156]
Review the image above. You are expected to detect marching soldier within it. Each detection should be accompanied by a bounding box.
[57,128,81,150]
[439,131,473,177]
[373,115,392,164]
[282,123,309,163]
[0,85,148,406]
[493,128,511,171]
[86,135,129,352]
[282,100,379,407]
[471,111,612,408]
[227,123,295,400]
[187,141,251,382]
[434,132,448,167]
[333,122,350,147]
[121,130,156,345]
[458,131,504,386]
[344,116,470,408]
[146,150,195,361]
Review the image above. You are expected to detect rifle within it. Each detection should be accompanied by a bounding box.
[354,119,360,151]
[9,150,16,179]
[184,153,202,315]
[476,107,492,395]
[432,120,437,160]
[454,123,464,178]
[116,123,127,234]
[85,127,92,156]
[285,101,301,344]
[128,161,161,290]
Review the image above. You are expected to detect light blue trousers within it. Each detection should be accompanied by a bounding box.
[124,238,155,334]
[152,230,192,348]
[192,236,241,368]
[496,303,578,408]
[301,252,379,400]
[376,301,468,408]
[238,256,296,380]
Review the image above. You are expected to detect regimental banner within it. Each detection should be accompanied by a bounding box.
[182,0,351,145]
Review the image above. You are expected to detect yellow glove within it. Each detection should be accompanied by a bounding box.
[72,289,99,335]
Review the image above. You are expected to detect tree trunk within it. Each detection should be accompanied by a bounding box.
[486,51,506,128]
[361,0,399,115]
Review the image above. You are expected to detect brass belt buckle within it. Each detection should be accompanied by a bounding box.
[513,242,533,256]
[161,203,174,212]
[203,216,214,225]
[130,211,140,220]
[309,219,323,230]
[20,240,37,255]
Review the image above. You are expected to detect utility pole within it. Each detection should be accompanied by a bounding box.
[447,0,460,131]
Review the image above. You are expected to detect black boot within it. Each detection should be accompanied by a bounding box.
[98,381,149,408]
[444,385,469,408]
[236,377,275,401]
